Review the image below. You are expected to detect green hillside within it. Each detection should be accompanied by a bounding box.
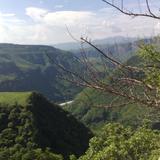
[0,44,81,102]
[0,40,143,103]
[64,88,155,131]
[0,92,93,159]
[64,55,160,131]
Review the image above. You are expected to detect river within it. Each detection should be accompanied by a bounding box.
[59,100,73,106]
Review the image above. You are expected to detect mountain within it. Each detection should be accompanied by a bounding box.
[0,92,93,159]
[0,43,81,102]
[54,36,137,51]
[0,38,151,103]
[64,55,160,131]
[64,88,153,130]
[72,41,137,63]
[92,36,137,46]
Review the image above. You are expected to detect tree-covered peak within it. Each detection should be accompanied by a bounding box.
[0,91,93,159]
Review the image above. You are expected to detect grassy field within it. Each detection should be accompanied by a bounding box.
[0,92,32,106]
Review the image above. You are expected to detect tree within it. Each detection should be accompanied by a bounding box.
[102,0,160,20]
[48,0,160,109]
[78,123,160,160]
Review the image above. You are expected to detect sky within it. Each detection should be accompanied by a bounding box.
[0,0,160,44]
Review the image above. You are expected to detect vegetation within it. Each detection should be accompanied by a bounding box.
[0,44,81,102]
[0,0,160,159]
[0,92,93,159]
[64,0,160,158]
[0,39,160,160]
[0,147,63,160]
[64,87,159,131]
[78,123,160,160]
[0,92,32,106]
[0,40,141,102]
[64,40,160,132]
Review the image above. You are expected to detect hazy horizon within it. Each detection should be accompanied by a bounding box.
[0,0,159,45]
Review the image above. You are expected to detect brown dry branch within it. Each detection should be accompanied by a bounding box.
[48,0,160,108]
[47,37,160,108]
[102,0,160,20]
[76,38,160,108]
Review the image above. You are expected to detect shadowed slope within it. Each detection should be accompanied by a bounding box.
[0,92,93,158]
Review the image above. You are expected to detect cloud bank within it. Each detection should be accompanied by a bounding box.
[0,6,159,44]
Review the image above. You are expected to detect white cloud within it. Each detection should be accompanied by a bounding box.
[0,13,15,17]
[154,22,160,35]
[43,11,95,26]
[0,6,159,44]
[26,7,95,26]
[26,7,48,21]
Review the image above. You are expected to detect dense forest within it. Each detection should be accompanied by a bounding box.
[0,92,92,159]
[0,92,159,160]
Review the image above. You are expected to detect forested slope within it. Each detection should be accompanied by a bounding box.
[0,44,81,102]
[64,55,160,131]
[0,92,93,159]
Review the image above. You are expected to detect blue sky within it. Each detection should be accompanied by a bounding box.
[0,0,106,13]
[0,0,159,44]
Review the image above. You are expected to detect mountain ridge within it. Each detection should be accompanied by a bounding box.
[54,36,137,51]
[0,44,81,102]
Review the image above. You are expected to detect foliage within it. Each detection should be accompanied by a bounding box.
[0,147,63,160]
[139,44,160,89]
[64,87,156,131]
[65,42,160,131]
[0,92,93,159]
[78,123,160,160]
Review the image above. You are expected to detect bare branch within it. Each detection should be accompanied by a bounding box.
[145,0,156,17]
[102,0,160,20]
[81,37,123,67]
[117,77,154,90]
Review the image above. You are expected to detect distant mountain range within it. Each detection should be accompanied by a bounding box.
[54,36,137,51]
